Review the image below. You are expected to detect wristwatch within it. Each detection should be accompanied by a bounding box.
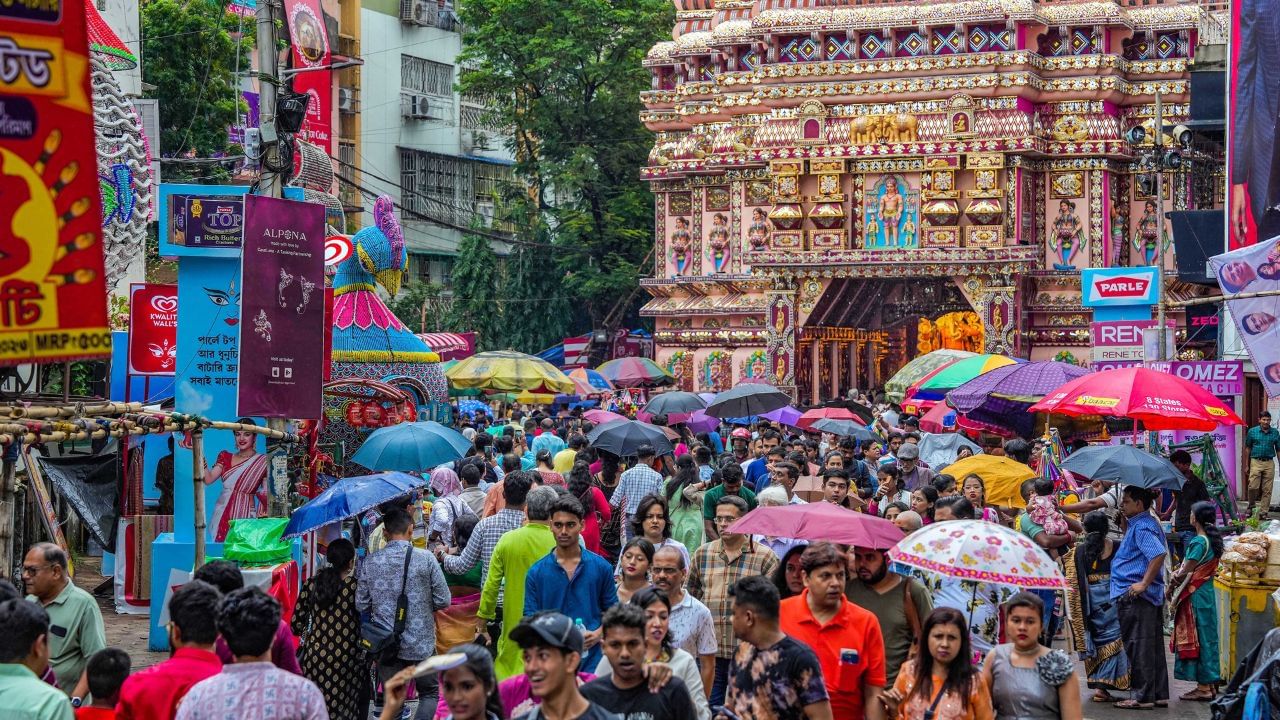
[71,698,83,709]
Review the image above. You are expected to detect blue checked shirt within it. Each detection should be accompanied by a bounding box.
[1110,511,1168,605]
[442,508,525,585]
[612,463,665,518]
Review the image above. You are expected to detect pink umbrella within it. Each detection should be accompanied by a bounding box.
[584,409,626,425]
[725,503,904,549]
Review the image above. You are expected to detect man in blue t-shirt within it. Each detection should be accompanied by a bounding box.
[1110,486,1169,709]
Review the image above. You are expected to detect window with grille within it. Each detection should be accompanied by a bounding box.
[401,55,454,97]
[398,147,516,233]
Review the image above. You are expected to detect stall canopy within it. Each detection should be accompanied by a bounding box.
[415,332,476,361]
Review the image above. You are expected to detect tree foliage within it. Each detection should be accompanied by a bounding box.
[388,280,447,334]
[456,0,671,332]
[141,0,251,176]
[448,232,501,350]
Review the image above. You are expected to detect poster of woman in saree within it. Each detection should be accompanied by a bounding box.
[183,418,271,541]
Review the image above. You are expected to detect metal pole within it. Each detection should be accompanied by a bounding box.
[191,429,206,569]
[256,0,282,199]
[1154,91,1168,361]
[0,455,15,581]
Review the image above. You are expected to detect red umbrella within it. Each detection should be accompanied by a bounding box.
[725,502,904,549]
[797,407,857,430]
[1029,366,1244,432]
[584,409,626,425]
[918,402,958,433]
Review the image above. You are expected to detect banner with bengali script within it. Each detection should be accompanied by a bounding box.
[1210,237,1280,397]
[283,0,332,152]
[0,0,110,364]
[128,284,178,376]
[237,195,326,419]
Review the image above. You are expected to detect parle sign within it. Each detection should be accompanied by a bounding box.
[1081,266,1161,307]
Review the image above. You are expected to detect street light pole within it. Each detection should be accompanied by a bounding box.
[256,0,282,200]
[1153,90,1168,361]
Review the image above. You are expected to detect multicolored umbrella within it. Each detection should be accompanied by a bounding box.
[889,520,1065,590]
[447,351,575,394]
[945,361,1094,437]
[1029,366,1244,432]
[727,503,904,549]
[938,455,1037,508]
[597,358,675,388]
[884,350,977,403]
[908,354,1023,402]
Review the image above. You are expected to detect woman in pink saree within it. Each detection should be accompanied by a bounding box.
[196,418,270,541]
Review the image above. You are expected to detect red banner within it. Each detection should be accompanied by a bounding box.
[284,0,333,152]
[128,284,178,376]
[0,0,110,364]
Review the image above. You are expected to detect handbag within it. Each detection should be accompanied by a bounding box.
[359,545,414,659]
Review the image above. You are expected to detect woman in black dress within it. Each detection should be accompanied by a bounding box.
[292,538,367,719]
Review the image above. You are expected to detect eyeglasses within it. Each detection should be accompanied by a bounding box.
[713,515,739,524]
[21,564,51,577]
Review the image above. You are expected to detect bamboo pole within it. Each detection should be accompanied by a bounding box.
[1168,288,1280,307]
[0,454,14,581]
[192,429,206,570]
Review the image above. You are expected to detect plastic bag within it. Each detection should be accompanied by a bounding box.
[223,518,292,565]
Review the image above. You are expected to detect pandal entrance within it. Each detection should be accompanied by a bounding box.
[796,278,981,405]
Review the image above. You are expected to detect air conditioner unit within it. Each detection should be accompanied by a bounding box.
[407,0,436,26]
[403,94,433,120]
[337,88,356,112]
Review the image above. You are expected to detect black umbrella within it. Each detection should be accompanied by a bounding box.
[586,419,675,458]
[706,383,791,419]
[820,399,876,424]
[810,418,881,444]
[642,391,707,417]
[1060,444,1185,490]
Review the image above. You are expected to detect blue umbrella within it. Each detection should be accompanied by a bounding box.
[351,421,471,472]
[284,471,427,537]
[457,399,493,417]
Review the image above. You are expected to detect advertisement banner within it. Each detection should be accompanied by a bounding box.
[1231,0,1272,248]
[1089,319,1174,362]
[237,195,326,419]
[1210,238,1280,397]
[1080,266,1161,307]
[283,0,332,152]
[0,0,111,364]
[170,193,245,248]
[127,284,178,376]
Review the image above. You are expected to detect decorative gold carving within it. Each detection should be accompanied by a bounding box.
[668,193,692,215]
[1051,115,1089,142]
[967,153,1005,169]
[922,227,960,247]
[746,181,772,206]
[1050,171,1084,199]
[705,186,730,211]
[965,226,1004,248]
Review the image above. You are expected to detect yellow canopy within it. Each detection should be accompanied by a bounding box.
[940,455,1037,508]
[445,350,575,394]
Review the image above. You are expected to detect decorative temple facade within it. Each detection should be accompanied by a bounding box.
[638,0,1211,404]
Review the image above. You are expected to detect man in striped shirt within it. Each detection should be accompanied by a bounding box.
[439,471,533,585]
[611,445,665,539]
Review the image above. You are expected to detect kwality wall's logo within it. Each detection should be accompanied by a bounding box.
[1082,266,1160,307]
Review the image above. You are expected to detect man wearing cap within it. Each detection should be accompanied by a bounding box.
[893,443,935,492]
[612,445,665,539]
[510,612,621,720]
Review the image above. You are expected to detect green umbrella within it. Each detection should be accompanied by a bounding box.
[911,354,1023,400]
[883,350,976,403]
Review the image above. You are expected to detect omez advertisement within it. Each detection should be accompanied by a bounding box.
[0,0,111,364]
[127,284,178,376]
[237,195,326,419]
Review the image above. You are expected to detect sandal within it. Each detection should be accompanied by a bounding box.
[1092,691,1118,703]
[1114,700,1154,709]
[1179,690,1215,702]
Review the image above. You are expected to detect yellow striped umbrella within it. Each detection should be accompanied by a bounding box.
[445,351,575,394]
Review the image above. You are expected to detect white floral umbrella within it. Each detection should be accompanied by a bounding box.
[888,519,1065,590]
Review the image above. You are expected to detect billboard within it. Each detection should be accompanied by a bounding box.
[1211,238,1280,397]
[127,284,178,376]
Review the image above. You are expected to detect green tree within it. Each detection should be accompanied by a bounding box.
[504,238,570,353]
[142,0,251,177]
[448,231,501,349]
[456,0,671,332]
[388,279,446,334]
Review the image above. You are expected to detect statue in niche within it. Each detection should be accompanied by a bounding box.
[748,207,771,251]
[1050,199,1083,271]
[1132,199,1167,266]
[708,213,730,272]
[878,178,905,247]
[671,217,692,275]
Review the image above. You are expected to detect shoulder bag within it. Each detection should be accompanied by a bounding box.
[359,545,414,659]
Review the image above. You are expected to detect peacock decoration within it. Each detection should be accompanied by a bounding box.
[323,195,450,474]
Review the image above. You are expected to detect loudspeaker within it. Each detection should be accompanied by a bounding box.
[1167,209,1223,285]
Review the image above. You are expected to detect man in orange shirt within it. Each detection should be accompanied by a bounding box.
[780,542,887,720]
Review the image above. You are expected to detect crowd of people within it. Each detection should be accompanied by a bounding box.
[1,398,1272,720]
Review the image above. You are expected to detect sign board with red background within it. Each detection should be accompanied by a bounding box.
[284,0,332,152]
[0,0,110,363]
[128,284,178,375]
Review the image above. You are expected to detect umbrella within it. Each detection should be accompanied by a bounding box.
[889,520,1065,589]
[761,405,804,428]
[597,357,674,388]
[680,409,721,434]
[584,409,627,425]
[1060,444,1186,490]
[917,433,982,470]
[909,354,1023,402]
[797,407,859,430]
[1029,366,1244,432]
[946,361,1094,437]
[706,383,791,418]
[938,455,1036,508]
[810,418,880,444]
[884,349,977,403]
[351,421,472,472]
[643,391,707,417]
[284,471,427,538]
[726,503,904,549]
[456,399,493,417]
[918,402,958,433]
[447,350,575,394]
[568,368,615,393]
[586,419,674,457]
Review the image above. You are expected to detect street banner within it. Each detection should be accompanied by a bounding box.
[284,0,333,151]
[237,195,327,419]
[1231,0,1270,248]
[169,192,245,248]
[1210,238,1280,397]
[128,284,178,376]
[0,0,111,364]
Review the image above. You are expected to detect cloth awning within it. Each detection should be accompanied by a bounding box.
[415,332,476,360]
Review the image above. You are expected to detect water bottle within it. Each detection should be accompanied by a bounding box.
[574,617,587,637]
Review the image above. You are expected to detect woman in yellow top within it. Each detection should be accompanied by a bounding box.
[880,607,994,720]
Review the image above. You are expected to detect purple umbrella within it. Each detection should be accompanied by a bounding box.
[762,405,803,428]
[946,361,1093,436]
